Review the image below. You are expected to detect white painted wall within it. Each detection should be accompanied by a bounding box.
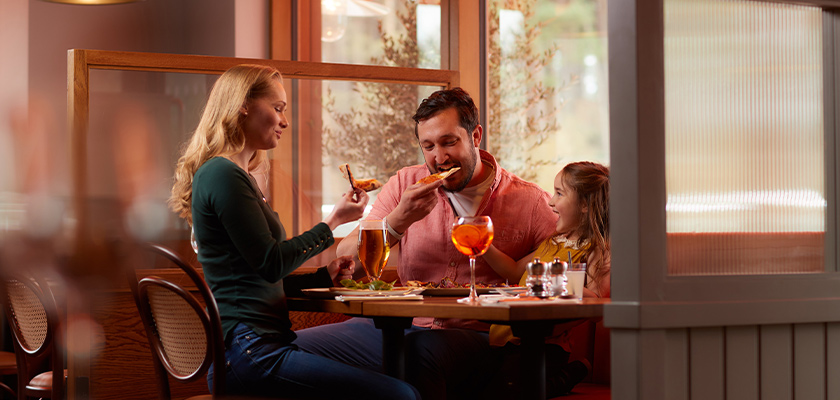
[235,0,269,59]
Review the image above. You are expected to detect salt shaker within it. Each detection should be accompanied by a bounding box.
[526,257,552,298]
[549,258,569,297]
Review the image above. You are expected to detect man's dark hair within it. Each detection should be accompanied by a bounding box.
[412,87,479,138]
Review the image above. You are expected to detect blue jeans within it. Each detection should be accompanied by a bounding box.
[208,323,420,400]
[294,318,493,400]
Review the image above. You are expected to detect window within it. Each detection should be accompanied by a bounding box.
[485,0,610,192]
[318,0,444,235]
[664,0,825,275]
[321,0,441,69]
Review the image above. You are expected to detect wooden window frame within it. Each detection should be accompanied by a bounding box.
[67,49,459,243]
[269,0,478,237]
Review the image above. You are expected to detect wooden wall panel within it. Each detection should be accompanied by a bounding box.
[760,324,793,400]
[725,325,759,400]
[828,323,840,400]
[616,322,840,400]
[663,329,689,400]
[638,330,667,400]
[612,329,640,400]
[689,327,725,400]
[793,323,826,400]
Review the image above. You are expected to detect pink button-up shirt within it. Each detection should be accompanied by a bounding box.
[368,150,556,331]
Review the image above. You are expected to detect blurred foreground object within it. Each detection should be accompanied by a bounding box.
[0,273,66,399]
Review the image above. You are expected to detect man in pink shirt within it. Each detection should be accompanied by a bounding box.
[294,88,556,399]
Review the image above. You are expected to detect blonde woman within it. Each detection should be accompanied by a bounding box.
[170,64,419,399]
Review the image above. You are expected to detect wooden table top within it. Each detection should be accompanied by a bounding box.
[288,296,608,323]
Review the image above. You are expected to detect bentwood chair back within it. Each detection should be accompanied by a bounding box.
[0,274,64,400]
[127,243,225,400]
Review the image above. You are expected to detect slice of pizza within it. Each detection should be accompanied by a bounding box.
[416,167,461,185]
[353,178,382,192]
[339,164,383,192]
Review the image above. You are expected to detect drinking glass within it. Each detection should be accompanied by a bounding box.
[451,216,494,303]
[357,219,390,282]
[566,263,587,299]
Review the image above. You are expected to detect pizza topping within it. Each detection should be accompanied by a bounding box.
[416,167,461,185]
[354,178,383,192]
[339,164,383,192]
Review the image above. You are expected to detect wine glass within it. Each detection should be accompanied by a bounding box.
[357,219,391,284]
[451,216,494,303]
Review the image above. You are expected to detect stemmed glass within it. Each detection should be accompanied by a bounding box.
[357,219,391,284]
[451,216,494,304]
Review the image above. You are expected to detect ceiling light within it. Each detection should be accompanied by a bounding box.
[322,0,390,42]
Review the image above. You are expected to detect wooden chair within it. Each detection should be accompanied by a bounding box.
[127,243,225,400]
[0,350,18,399]
[0,274,64,400]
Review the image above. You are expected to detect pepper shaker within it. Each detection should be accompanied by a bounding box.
[526,257,552,298]
[549,258,569,297]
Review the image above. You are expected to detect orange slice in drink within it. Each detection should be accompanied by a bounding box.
[452,224,491,256]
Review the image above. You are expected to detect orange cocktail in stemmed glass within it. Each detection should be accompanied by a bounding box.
[451,216,494,304]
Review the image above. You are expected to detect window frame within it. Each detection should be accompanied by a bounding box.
[67,49,459,246]
[606,0,840,329]
[268,0,480,238]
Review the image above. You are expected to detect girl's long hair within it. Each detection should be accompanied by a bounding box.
[169,64,282,224]
[560,162,610,291]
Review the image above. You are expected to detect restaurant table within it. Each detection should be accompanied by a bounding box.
[287,296,609,400]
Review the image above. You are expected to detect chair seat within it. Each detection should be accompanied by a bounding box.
[26,369,67,392]
[0,351,17,375]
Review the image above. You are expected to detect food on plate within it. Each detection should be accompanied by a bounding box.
[340,278,397,291]
[405,278,520,289]
[339,164,382,192]
[416,167,460,185]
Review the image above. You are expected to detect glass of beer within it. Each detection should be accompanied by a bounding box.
[357,219,390,283]
[451,216,494,303]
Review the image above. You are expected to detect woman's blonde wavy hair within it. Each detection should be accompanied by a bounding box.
[169,64,283,224]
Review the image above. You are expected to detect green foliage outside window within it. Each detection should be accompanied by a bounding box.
[487,0,576,182]
[322,1,425,182]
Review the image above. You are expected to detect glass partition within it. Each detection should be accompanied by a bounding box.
[664,0,824,275]
[86,69,213,242]
[68,50,458,263]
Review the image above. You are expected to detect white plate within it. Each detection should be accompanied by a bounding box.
[419,286,526,297]
[329,287,417,296]
[301,288,419,298]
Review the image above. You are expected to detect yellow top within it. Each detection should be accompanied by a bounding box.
[487,236,591,348]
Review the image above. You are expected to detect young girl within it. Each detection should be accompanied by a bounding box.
[482,161,610,398]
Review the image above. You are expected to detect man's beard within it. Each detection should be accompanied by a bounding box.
[440,149,477,193]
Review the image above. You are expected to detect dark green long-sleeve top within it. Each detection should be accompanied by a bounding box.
[192,157,334,344]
